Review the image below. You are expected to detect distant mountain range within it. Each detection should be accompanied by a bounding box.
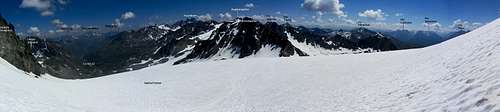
[0,15,469,79]
[77,17,398,77]
[386,30,469,48]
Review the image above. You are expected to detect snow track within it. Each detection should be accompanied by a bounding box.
[0,18,499,111]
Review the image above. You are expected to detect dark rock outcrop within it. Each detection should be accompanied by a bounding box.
[0,14,43,75]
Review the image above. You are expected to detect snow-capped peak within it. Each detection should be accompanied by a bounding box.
[157,25,171,30]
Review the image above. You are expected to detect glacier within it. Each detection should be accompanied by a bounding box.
[0,18,499,111]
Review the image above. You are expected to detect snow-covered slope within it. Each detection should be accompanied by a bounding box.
[1,18,500,111]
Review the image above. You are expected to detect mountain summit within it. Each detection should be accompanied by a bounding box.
[80,17,399,77]
[0,17,498,111]
[0,14,42,75]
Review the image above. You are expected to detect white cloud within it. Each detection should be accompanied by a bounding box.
[327,18,335,22]
[312,15,323,22]
[472,22,482,26]
[71,24,81,29]
[20,0,69,16]
[17,32,26,36]
[358,9,385,20]
[51,19,68,29]
[371,22,399,30]
[299,16,306,20]
[219,13,233,21]
[113,11,137,27]
[57,0,69,5]
[322,17,398,30]
[317,11,324,16]
[449,19,484,30]
[20,0,51,10]
[249,15,293,23]
[51,19,64,25]
[341,18,356,24]
[28,26,41,36]
[113,18,123,27]
[50,21,74,32]
[471,22,483,29]
[244,3,255,8]
[433,23,442,31]
[121,11,136,20]
[422,22,442,31]
[29,27,40,33]
[450,19,469,29]
[41,10,54,16]
[395,13,403,17]
[302,0,346,17]
[60,24,68,28]
[251,15,267,22]
[197,14,212,22]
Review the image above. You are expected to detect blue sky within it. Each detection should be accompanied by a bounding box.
[0,0,498,33]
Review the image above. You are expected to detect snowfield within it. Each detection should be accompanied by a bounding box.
[1,18,500,112]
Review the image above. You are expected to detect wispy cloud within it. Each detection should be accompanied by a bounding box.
[219,13,233,21]
[20,0,69,16]
[450,19,483,30]
[197,14,212,22]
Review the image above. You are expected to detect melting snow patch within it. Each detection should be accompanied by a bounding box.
[172,26,181,31]
[250,45,281,58]
[286,31,370,55]
[192,24,222,40]
[157,25,171,30]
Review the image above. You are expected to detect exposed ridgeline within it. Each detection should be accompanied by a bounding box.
[86,18,219,76]
[0,18,500,111]
[174,18,310,64]
[86,17,398,77]
[26,29,120,79]
[0,14,43,75]
[387,30,469,48]
[0,15,465,79]
[2,17,398,79]
[176,18,398,64]
[27,36,103,79]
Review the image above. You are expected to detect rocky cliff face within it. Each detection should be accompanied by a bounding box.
[85,18,218,75]
[78,18,399,77]
[175,18,309,64]
[28,36,101,79]
[0,14,43,75]
[5,17,399,79]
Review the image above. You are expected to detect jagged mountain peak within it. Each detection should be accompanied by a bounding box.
[0,15,42,75]
[172,18,218,27]
[29,17,400,78]
[0,13,8,26]
[447,30,469,39]
[351,27,378,35]
[335,27,391,41]
[174,19,306,64]
[414,30,442,37]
